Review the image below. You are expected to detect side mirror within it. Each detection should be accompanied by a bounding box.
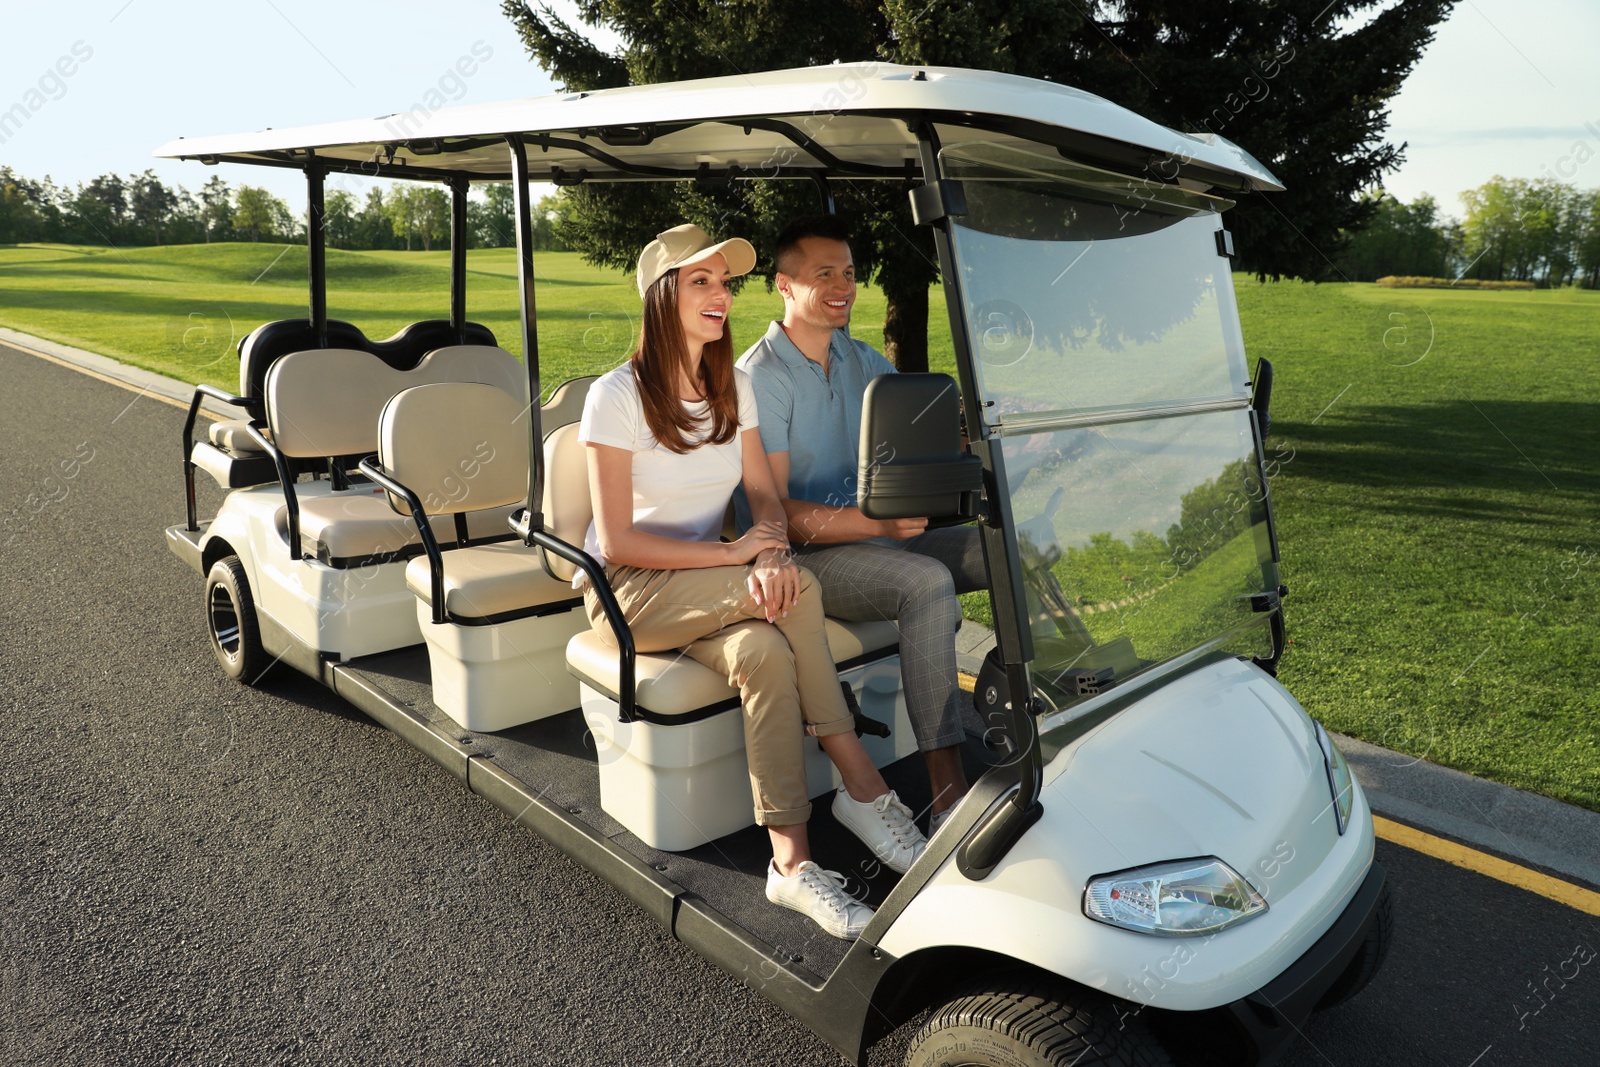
[857,373,983,521]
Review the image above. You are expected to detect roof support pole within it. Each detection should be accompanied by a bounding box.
[506,135,545,526]
[911,124,1043,862]
[449,177,469,343]
[809,172,835,215]
[305,162,328,347]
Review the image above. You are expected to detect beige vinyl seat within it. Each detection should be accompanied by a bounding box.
[189,319,369,491]
[368,381,587,732]
[540,375,598,436]
[263,345,529,565]
[190,420,276,491]
[208,419,268,453]
[540,420,913,851]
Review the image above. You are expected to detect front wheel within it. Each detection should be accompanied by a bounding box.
[906,980,1172,1067]
[205,555,270,684]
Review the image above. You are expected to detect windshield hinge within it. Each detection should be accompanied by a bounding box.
[957,782,1045,881]
[1243,585,1288,613]
[1216,228,1235,258]
[910,179,968,226]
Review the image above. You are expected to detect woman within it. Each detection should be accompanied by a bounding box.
[576,224,926,940]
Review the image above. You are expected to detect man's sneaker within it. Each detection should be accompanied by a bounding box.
[832,787,928,874]
[765,860,875,940]
[929,807,954,837]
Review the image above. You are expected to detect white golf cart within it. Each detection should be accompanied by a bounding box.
[160,64,1389,1066]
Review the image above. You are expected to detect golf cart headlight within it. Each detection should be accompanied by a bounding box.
[1084,858,1267,936]
[1314,722,1355,835]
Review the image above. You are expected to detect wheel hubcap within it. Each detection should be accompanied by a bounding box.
[209,583,240,658]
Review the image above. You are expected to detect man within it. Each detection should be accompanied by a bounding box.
[737,215,984,834]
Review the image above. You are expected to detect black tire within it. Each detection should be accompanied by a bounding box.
[906,980,1173,1067]
[205,555,269,684]
[1314,882,1394,1011]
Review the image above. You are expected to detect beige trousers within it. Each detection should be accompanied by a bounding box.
[585,564,853,827]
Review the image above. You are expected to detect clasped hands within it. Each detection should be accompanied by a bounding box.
[730,519,798,622]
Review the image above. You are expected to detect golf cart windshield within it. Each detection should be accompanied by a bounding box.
[940,134,1278,718]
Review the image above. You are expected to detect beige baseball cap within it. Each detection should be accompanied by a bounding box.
[636,223,757,297]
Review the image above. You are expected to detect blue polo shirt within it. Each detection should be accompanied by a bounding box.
[734,320,896,532]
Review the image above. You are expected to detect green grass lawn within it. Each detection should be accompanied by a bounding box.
[1238,279,1600,812]
[0,242,952,398]
[2,242,1595,811]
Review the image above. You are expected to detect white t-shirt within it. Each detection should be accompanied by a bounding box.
[575,364,758,583]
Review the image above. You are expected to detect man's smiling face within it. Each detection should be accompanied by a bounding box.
[778,236,856,331]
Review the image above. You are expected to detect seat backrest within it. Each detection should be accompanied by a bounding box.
[265,348,394,458]
[379,384,529,516]
[418,345,528,406]
[237,319,367,401]
[237,318,497,403]
[265,345,525,459]
[541,375,599,435]
[540,421,592,582]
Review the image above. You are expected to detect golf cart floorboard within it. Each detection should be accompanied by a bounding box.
[341,645,998,982]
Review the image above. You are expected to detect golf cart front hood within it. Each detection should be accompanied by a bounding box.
[878,658,1374,1010]
[1044,657,1338,877]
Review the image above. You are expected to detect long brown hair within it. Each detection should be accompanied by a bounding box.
[631,268,738,454]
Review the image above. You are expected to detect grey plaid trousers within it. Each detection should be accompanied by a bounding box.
[797,526,986,751]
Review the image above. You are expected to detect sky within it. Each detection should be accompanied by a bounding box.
[2,0,1598,222]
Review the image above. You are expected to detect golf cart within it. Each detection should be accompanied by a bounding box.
[160,63,1389,1065]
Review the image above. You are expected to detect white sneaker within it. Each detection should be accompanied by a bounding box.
[765,860,875,940]
[832,787,928,874]
[929,807,954,837]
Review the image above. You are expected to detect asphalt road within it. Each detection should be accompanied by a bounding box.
[3,339,1597,1066]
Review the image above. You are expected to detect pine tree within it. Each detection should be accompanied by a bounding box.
[323,189,358,249]
[199,176,233,243]
[129,170,178,245]
[1059,0,1456,281]
[501,0,1453,363]
[501,0,943,369]
[355,188,391,250]
[0,167,45,243]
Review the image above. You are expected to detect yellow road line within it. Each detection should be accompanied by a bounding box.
[4,337,198,415]
[957,670,975,693]
[1375,816,1600,916]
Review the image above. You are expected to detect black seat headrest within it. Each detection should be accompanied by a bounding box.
[236,319,498,402]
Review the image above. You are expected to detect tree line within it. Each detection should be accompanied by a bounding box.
[0,166,565,252]
[9,161,1594,291]
[1340,176,1600,288]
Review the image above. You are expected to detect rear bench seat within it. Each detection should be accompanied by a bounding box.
[188,319,498,492]
[262,344,528,566]
[538,421,914,851]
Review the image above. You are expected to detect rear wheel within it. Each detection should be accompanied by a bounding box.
[906,980,1173,1067]
[206,555,269,684]
[1315,882,1394,1011]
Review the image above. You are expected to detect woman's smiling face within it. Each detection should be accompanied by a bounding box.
[676,253,733,350]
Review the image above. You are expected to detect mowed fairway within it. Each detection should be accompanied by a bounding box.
[1,243,1595,810]
[1239,279,1600,811]
[0,242,952,396]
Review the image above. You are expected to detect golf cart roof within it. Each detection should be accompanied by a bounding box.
[152,63,1283,193]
